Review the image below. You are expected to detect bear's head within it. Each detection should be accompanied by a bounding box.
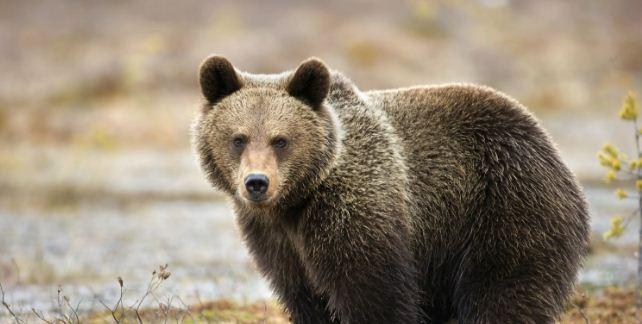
[193,56,341,209]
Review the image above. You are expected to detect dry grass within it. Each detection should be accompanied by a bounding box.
[2,273,638,324]
[0,264,289,323]
[562,287,637,324]
[129,300,288,324]
[175,288,639,324]
[92,287,638,324]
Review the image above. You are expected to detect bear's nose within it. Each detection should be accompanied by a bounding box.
[244,173,269,199]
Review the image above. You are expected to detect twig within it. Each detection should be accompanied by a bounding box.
[622,208,640,229]
[74,298,83,322]
[62,295,81,324]
[579,309,590,324]
[132,274,156,324]
[0,282,22,323]
[572,298,590,324]
[175,296,196,324]
[163,295,173,324]
[11,259,20,286]
[619,168,642,178]
[56,286,73,323]
[118,277,126,319]
[98,299,121,324]
[194,290,212,324]
[633,116,642,320]
[32,308,53,324]
[131,264,171,324]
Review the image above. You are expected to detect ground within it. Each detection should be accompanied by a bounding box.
[79,287,637,324]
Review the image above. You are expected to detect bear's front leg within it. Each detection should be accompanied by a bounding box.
[238,215,337,324]
[300,209,423,324]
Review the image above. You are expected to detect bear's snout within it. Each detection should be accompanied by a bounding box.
[244,173,269,201]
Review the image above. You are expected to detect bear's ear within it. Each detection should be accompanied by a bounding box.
[199,55,243,105]
[287,58,330,109]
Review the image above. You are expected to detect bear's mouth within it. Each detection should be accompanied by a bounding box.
[247,195,268,203]
[237,191,276,208]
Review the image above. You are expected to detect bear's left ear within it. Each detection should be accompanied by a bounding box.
[199,55,243,105]
[287,58,330,109]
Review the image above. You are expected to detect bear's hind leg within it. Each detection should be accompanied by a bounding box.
[455,282,556,323]
[453,257,574,324]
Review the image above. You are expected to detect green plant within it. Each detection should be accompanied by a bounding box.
[597,91,642,316]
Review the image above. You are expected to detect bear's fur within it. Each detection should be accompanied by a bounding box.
[192,56,590,324]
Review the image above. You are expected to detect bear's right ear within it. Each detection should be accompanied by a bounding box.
[199,55,243,105]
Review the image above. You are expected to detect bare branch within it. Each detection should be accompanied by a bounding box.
[32,308,53,324]
[98,298,121,324]
[55,286,73,324]
[131,264,171,324]
[62,294,81,324]
[622,208,641,229]
[11,259,20,286]
[634,116,642,318]
[618,168,642,178]
[0,282,22,323]
[175,296,196,324]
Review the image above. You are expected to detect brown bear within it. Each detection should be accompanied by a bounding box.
[192,56,590,324]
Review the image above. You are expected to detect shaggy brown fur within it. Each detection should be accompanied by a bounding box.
[192,56,590,324]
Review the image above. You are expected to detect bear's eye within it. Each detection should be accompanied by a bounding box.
[272,137,288,149]
[231,136,246,149]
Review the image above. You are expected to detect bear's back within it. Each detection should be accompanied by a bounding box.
[365,84,550,226]
[367,83,586,231]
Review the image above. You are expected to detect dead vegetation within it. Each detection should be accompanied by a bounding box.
[1,282,22,323]
[1,268,638,324]
[0,264,289,324]
[562,287,637,324]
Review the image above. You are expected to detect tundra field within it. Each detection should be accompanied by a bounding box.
[0,0,641,322]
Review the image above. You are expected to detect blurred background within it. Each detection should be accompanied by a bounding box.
[1,0,641,318]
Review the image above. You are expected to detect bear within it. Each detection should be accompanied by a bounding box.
[192,56,590,324]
